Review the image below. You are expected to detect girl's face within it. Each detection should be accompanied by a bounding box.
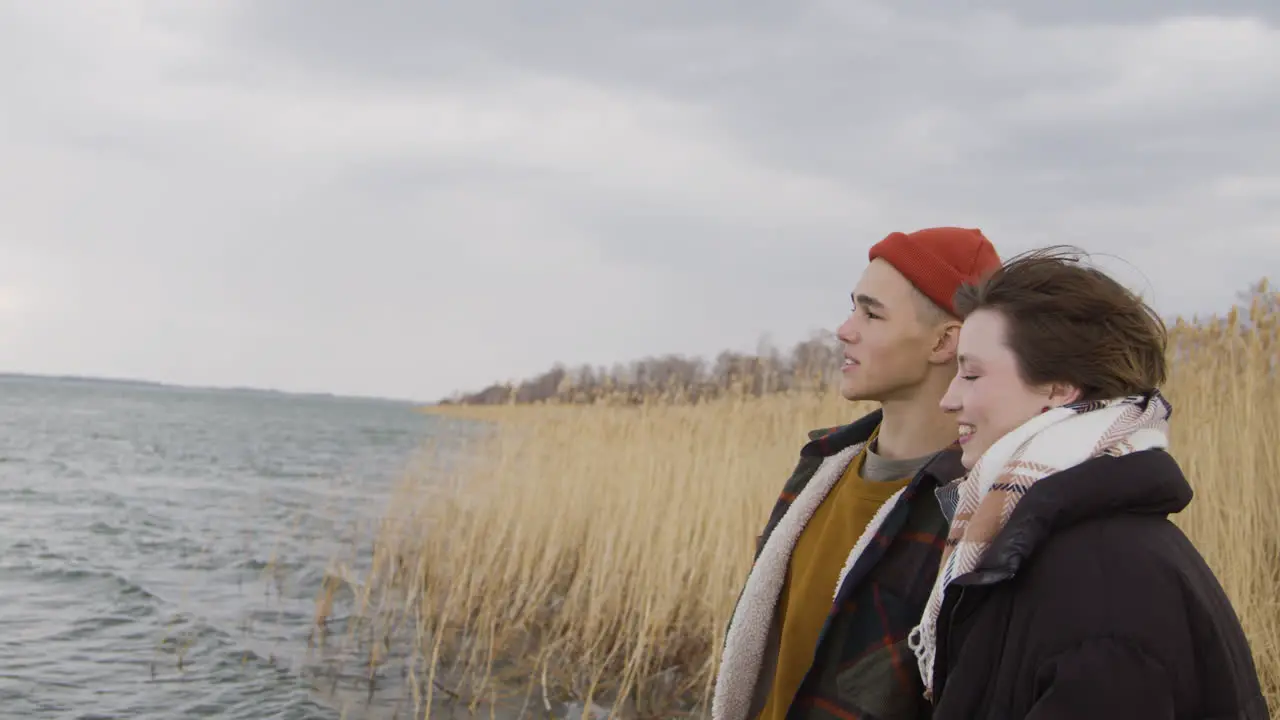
[941,308,1079,469]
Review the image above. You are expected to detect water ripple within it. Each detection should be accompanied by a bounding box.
[0,376,437,719]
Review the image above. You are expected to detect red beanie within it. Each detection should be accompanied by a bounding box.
[868,227,1001,316]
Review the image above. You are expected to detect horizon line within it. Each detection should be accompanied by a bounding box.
[0,370,426,406]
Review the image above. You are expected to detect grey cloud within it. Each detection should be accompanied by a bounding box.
[221,2,1280,220]
[886,0,1280,23]
[0,1,1277,400]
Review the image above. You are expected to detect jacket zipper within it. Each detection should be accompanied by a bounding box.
[938,585,965,697]
[937,571,1013,701]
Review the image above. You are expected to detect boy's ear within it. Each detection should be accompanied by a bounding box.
[930,321,962,364]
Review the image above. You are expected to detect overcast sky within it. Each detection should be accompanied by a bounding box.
[1,2,1277,402]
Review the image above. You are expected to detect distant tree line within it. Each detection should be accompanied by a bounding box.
[438,331,845,405]
[440,278,1277,406]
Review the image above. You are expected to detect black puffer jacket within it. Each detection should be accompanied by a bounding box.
[927,448,1269,719]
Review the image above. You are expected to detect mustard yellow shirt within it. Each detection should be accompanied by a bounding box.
[757,438,912,720]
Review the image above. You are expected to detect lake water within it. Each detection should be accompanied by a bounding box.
[0,374,446,719]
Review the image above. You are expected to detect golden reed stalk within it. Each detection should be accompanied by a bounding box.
[325,294,1279,718]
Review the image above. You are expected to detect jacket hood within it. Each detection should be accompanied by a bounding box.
[958,448,1194,585]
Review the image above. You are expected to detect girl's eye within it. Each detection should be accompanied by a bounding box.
[961,375,978,381]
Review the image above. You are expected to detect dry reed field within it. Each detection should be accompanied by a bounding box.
[322,293,1280,718]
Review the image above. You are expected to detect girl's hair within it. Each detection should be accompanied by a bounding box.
[953,246,1168,402]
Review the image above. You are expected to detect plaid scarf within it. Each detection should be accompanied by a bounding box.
[907,391,1173,697]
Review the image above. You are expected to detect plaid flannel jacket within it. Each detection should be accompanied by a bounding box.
[743,409,965,720]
